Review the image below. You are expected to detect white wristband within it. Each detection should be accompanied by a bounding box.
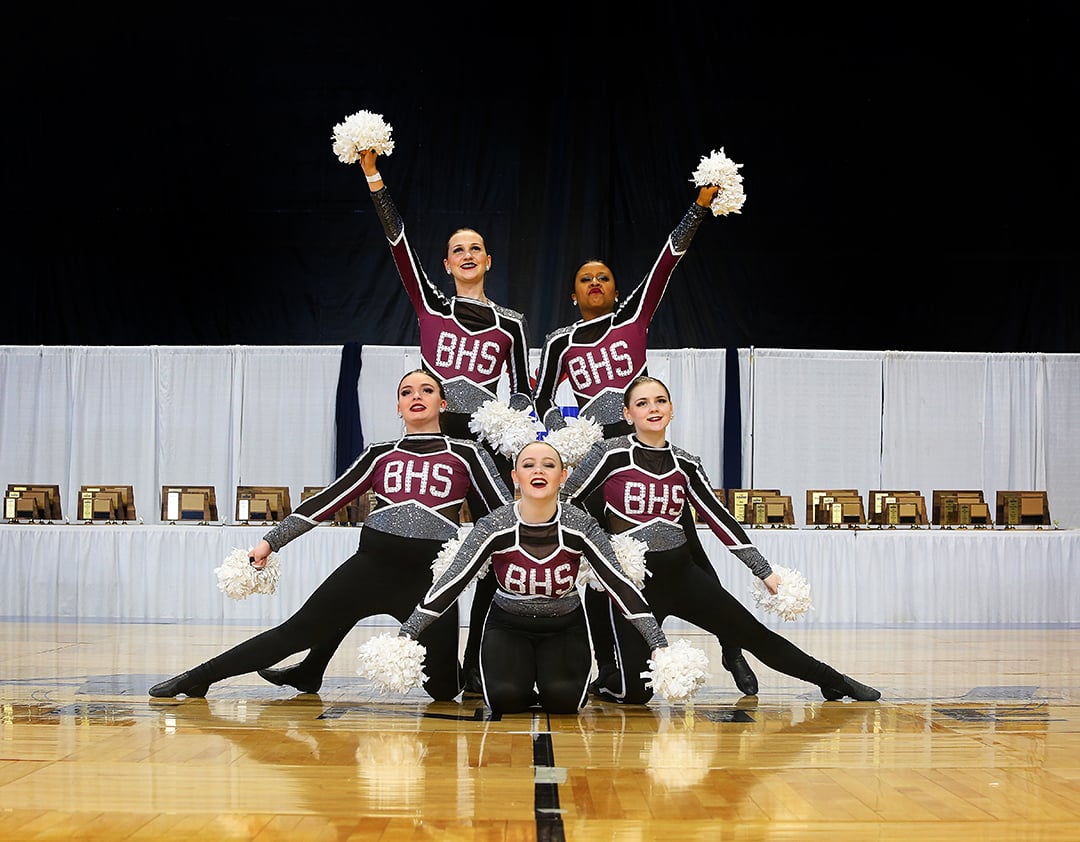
[365,172,382,183]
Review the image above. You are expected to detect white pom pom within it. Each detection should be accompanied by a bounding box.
[432,526,490,582]
[431,527,469,581]
[610,532,650,589]
[214,547,281,600]
[750,565,813,620]
[543,415,603,467]
[468,400,538,460]
[645,728,711,788]
[577,534,648,591]
[689,148,746,216]
[331,109,396,164]
[642,639,709,703]
[357,633,428,694]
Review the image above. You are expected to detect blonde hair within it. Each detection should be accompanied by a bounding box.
[514,439,564,470]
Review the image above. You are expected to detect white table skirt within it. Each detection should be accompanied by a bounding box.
[1,524,1077,628]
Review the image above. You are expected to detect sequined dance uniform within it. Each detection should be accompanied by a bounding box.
[400,502,668,715]
[168,434,510,701]
[369,184,535,689]
[562,435,855,704]
[369,186,533,435]
[532,202,709,438]
[532,201,746,684]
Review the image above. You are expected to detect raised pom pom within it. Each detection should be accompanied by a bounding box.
[544,415,603,467]
[689,148,746,216]
[332,109,395,164]
[642,638,710,703]
[214,547,281,600]
[468,400,538,460]
[357,633,428,695]
[750,565,813,620]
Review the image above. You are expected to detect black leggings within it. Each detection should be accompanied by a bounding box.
[198,528,462,700]
[480,602,593,715]
[441,409,514,673]
[593,545,843,704]
[586,509,744,676]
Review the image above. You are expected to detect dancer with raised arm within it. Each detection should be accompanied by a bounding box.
[358,146,535,694]
[534,180,758,696]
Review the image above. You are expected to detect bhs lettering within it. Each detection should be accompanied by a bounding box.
[503,562,576,596]
[383,460,454,498]
[435,332,501,376]
[623,480,684,518]
[566,341,633,389]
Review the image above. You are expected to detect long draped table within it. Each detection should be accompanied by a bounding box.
[2,524,1078,628]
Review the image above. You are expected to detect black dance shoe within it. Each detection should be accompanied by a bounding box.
[148,671,210,698]
[722,652,759,696]
[258,665,322,695]
[462,665,484,696]
[821,675,880,702]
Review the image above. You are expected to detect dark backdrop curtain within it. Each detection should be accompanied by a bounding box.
[4,10,1077,352]
[335,341,364,475]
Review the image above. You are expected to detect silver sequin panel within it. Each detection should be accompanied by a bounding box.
[629,616,669,651]
[364,504,460,542]
[444,378,503,415]
[580,390,628,427]
[623,520,689,553]
[671,202,709,253]
[263,505,459,553]
[492,588,582,618]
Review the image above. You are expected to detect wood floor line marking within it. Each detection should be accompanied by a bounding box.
[532,710,567,842]
[317,703,487,721]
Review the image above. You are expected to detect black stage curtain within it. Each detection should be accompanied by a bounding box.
[4,10,1078,352]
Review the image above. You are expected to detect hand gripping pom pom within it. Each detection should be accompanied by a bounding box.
[750,565,813,620]
[642,639,710,703]
[357,633,428,695]
[332,109,396,164]
[543,415,603,467]
[214,547,281,600]
[689,148,747,216]
[576,559,600,590]
[468,400,539,460]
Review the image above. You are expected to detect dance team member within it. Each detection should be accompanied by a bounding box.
[533,182,758,695]
[149,369,511,700]
[562,376,881,704]
[360,148,534,693]
[398,440,669,716]
[532,183,717,438]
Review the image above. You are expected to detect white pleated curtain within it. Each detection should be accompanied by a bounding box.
[0,346,341,524]
[1,345,1077,529]
[743,349,1076,528]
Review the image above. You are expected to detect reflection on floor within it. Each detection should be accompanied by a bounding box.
[1,623,1078,841]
